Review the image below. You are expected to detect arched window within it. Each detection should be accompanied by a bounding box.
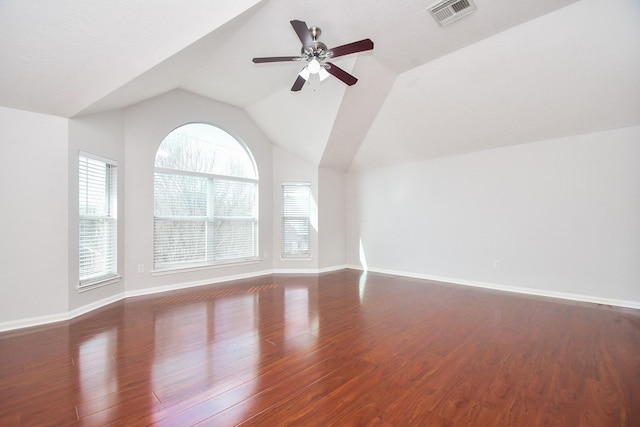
[153,123,258,269]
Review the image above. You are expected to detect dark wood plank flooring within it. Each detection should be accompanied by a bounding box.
[1,269,639,426]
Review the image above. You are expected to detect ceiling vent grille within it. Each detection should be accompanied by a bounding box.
[428,0,476,26]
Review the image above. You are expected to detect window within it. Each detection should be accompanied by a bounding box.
[282,183,311,258]
[79,153,118,288]
[154,123,258,270]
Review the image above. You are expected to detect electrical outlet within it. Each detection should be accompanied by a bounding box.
[493,259,501,269]
[137,264,145,273]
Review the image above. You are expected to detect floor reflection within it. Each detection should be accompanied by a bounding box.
[76,328,118,424]
[151,292,260,424]
[284,287,319,350]
[359,271,368,303]
[0,270,369,425]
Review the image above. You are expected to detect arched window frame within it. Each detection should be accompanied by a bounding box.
[153,123,259,270]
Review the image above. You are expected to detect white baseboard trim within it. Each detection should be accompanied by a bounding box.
[347,265,640,310]
[0,292,129,333]
[1,268,293,332]
[4,265,638,333]
[272,265,350,275]
[68,292,127,320]
[125,269,274,299]
[0,312,70,333]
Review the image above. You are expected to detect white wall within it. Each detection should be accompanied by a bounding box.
[347,126,640,306]
[318,168,346,270]
[123,90,274,292]
[68,110,126,311]
[0,106,69,324]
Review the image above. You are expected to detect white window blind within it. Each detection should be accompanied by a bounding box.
[153,123,259,270]
[153,172,258,267]
[79,153,117,286]
[282,183,311,258]
[211,178,258,261]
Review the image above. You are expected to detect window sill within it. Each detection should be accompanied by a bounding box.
[152,258,261,276]
[78,275,121,293]
[280,256,313,261]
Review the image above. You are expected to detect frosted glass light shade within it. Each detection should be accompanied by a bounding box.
[308,58,321,74]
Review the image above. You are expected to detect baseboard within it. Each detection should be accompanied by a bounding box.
[125,269,274,299]
[68,292,127,320]
[0,292,128,333]
[347,265,640,310]
[1,267,316,332]
[4,264,637,333]
[272,265,350,275]
[0,312,70,333]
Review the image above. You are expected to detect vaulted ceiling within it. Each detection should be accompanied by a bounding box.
[1,0,638,171]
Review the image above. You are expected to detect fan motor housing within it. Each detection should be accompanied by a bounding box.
[302,27,327,59]
[302,42,327,58]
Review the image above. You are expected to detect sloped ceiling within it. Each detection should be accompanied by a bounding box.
[351,0,640,170]
[1,0,638,171]
[0,0,263,116]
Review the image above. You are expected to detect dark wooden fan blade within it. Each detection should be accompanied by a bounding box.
[325,62,358,86]
[290,20,313,49]
[252,56,301,63]
[291,75,306,92]
[329,39,374,59]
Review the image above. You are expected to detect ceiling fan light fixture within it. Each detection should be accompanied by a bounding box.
[308,58,321,74]
[318,67,330,81]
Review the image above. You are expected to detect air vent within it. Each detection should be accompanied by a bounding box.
[428,0,476,26]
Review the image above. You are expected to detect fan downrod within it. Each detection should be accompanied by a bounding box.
[309,26,321,41]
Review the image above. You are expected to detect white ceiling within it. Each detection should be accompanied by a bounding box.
[1,0,638,170]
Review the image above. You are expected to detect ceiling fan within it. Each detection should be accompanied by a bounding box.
[252,20,374,92]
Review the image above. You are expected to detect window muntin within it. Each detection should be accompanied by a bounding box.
[153,123,258,270]
[282,183,311,258]
[79,153,118,287]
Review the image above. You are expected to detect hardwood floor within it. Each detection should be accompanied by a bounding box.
[1,269,639,426]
